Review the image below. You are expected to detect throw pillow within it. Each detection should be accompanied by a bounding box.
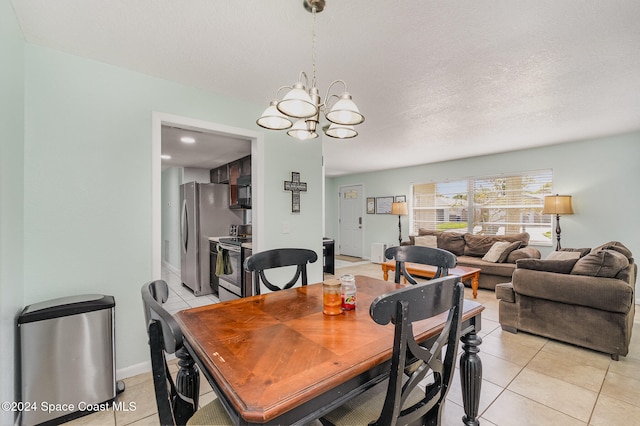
[497,241,522,262]
[506,247,542,263]
[414,235,438,248]
[570,249,630,278]
[482,241,514,263]
[516,258,579,274]
[463,234,502,257]
[546,251,581,261]
[592,241,633,260]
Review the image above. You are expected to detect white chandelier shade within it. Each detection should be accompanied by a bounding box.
[276,83,317,119]
[325,93,365,126]
[324,123,357,139]
[287,119,319,140]
[256,100,293,130]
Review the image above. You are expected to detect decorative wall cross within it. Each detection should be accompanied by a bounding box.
[284,172,307,213]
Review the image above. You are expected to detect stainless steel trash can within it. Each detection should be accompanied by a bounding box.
[18,294,116,426]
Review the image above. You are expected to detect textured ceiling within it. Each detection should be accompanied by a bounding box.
[11,0,640,176]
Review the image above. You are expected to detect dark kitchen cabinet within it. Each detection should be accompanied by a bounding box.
[211,165,229,184]
[228,160,240,207]
[239,155,251,177]
[229,155,251,209]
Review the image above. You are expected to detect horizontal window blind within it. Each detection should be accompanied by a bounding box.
[411,170,553,245]
[412,180,468,235]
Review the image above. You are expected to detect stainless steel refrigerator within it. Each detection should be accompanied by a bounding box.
[180,182,243,296]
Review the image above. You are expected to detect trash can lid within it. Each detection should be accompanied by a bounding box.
[18,294,115,324]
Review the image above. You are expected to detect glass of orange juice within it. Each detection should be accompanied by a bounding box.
[323,279,342,315]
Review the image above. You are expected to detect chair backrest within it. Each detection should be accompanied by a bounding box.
[385,245,457,284]
[369,275,464,426]
[244,248,318,295]
[141,280,199,426]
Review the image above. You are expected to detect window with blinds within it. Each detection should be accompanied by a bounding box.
[412,180,469,235]
[411,170,553,245]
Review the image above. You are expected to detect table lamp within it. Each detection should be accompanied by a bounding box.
[541,194,574,250]
[391,201,409,246]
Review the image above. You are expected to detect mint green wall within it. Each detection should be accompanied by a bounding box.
[22,44,323,373]
[326,134,640,297]
[264,138,324,253]
[0,0,24,418]
[258,136,324,286]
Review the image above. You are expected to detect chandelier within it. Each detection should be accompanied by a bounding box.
[256,0,365,140]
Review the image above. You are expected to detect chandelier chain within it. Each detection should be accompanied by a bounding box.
[312,6,317,87]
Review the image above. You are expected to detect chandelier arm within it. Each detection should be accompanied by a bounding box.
[322,80,348,107]
[297,71,310,88]
[274,85,293,99]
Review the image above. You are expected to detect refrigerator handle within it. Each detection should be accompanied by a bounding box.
[181,198,188,253]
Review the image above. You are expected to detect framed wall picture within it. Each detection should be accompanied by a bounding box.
[375,196,394,214]
[366,197,375,214]
[395,195,406,202]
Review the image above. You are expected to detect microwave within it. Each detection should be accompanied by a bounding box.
[232,175,251,209]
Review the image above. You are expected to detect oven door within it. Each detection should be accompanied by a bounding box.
[218,243,242,301]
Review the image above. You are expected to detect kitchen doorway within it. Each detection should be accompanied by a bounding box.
[151,112,264,280]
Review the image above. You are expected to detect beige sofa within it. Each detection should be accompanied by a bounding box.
[404,230,541,290]
[496,242,636,360]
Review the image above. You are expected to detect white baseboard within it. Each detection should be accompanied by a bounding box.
[116,360,151,381]
[162,261,180,276]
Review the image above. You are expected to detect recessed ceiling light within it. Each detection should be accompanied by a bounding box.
[181,136,196,144]
[161,154,172,160]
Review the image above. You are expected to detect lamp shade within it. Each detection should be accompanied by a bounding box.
[324,123,357,139]
[541,195,574,215]
[391,201,408,216]
[325,93,365,125]
[256,101,294,130]
[287,119,318,140]
[277,83,317,118]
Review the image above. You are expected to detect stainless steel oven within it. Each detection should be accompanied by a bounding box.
[217,241,242,301]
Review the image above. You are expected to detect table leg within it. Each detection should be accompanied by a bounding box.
[175,346,200,421]
[460,331,482,426]
[382,265,389,281]
[471,273,479,299]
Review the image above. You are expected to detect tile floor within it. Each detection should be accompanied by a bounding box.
[66,261,640,425]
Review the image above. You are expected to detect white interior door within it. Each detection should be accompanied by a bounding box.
[339,185,363,257]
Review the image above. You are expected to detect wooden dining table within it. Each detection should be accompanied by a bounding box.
[175,275,484,426]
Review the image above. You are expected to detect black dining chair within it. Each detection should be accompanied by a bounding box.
[244,248,318,295]
[320,275,465,426]
[385,245,457,285]
[141,280,232,426]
